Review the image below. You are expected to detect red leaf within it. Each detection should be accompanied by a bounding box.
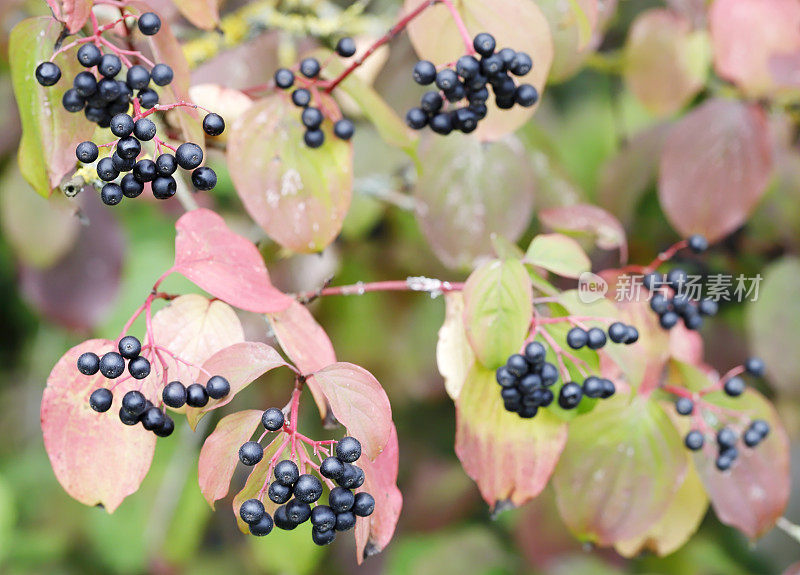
[309,363,392,459]
[173,208,293,314]
[42,340,157,512]
[354,424,402,564]
[658,98,772,242]
[198,409,263,508]
[269,300,336,422]
[538,204,628,264]
[46,0,92,34]
[455,367,567,508]
[186,342,288,428]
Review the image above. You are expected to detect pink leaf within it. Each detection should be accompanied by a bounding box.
[538,204,628,263]
[46,0,92,33]
[186,342,288,428]
[269,300,336,422]
[173,208,293,314]
[455,366,567,508]
[710,0,800,97]
[694,390,790,538]
[42,340,157,512]
[354,424,402,564]
[658,98,772,242]
[198,409,263,508]
[309,363,392,459]
[171,0,220,31]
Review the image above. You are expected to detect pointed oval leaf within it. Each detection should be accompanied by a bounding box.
[436,292,475,401]
[10,17,96,196]
[227,95,353,253]
[403,0,553,141]
[710,0,800,97]
[414,134,535,269]
[173,208,294,314]
[538,0,600,82]
[172,0,220,31]
[455,366,567,507]
[354,424,402,563]
[538,204,628,263]
[658,98,772,242]
[46,0,92,33]
[309,363,392,459]
[462,258,532,369]
[186,342,288,428]
[198,409,264,508]
[42,339,157,512]
[694,390,790,538]
[553,396,687,545]
[526,233,591,279]
[232,435,287,532]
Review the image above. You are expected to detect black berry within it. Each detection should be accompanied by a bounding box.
[286,499,311,524]
[744,357,765,377]
[62,90,85,113]
[675,397,694,415]
[566,327,588,349]
[335,37,357,57]
[162,381,187,408]
[274,68,295,89]
[239,441,264,466]
[128,356,151,379]
[126,65,151,90]
[99,352,126,378]
[473,33,496,57]
[405,107,428,129]
[274,460,299,486]
[291,88,311,107]
[687,234,708,253]
[329,486,354,513]
[723,376,745,397]
[684,430,704,451]
[262,407,284,431]
[77,44,102,67]
[134,118,157,141]
[586,327,607,350]
[299,58,321,78]
[89,388,113,412]
[137,12,162,36]
[333,119,355,140]
[293,474,323,503]
[118,335,141,359]
[35,62,61,86]
[558,382,583,409]
[335,511,356,531]
[152,176,177,200]
[352,492,375,517]
[122,390,148,417]
[304,129,325,148]
[336,436,361,463]
[155,153,177,176]
[151,64,173,86]
[413,60,437,85]
[268,481,292,504]
[205,375,230,399]
[239,498,265,524]
[202,113,225,136]
[320,456,345,481]
[185,383,209,407]
[311,505,336,531]
[77,352,100,375]
[142,406,166,431]
[249,513,274,536]
[175,142,203,170]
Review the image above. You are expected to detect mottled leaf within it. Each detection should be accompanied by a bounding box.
[436,292,475,401]
[462,258,533,369]
[624,9,710,116]
[227,95,353,253]
[309,363,392,459]
[455,366,567,507]
[45,0,92,33]
[553,396,687,544]
[694,390,790,538]
[10,17,96,196]
[173,208,294,314]
[658,98,772,242]
[171,0,220,31]
[539,0,610,83]
[42,340,157,512]
[414,134,535,269]
[404,0,553,141]
[526,233,591,279]
[198,409,264,508]
[538,204,628,263]
[354,424,402,563]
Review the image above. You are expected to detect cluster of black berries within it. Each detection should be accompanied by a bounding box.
[161,376,230,409]
[678,357,769,470]
[644,235,717,331]
[272,38,358,149]
[238,435,375,546]
[566,322,639,350]
[34,12,223,205]
[78,335,151,382]
[405,32,537,135]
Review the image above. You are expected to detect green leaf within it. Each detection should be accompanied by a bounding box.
[10,17,95,196]
[526,233,591,279]
[553,395,687,545]
[436,292,475,401]
[462,258,533,369]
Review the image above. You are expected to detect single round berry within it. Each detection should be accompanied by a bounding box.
[600,379,616,399]
[659,311,679,329]
[336,436,362,463]
[62,89,85,113]
[650,293,670,314]
[684,430,704,451]
[608,322,629,344]
[524,341,546,365]
[687,234,708,254]
[274,68,294,89]
[138,12,162,35]
[110,114,134,138]
[293,474,323,504]
[456,55,481,79]
[97,157,119,182]
[744,357,765,377]
[473,32,496,57]
[291,88,311,107]
[162,381,187,408]
[480,55,505,77]
[205,375,230,399]
[154,415,175,437]
[126,65,151,90]
[35,62,61,86]
[509,52,533,76]
[566,327,588,349]
[666,268,688,290]
[435,68,459,91]
[352,492,375,517]
[138,88,159,108]
[98,54,122,78]
[274,460,300,486]
[175,142,203,170]
[412,60,437,85]
[558,382,583,409]
[111,152,135,173]
[541,363,559,386]
[582,376,604,399]
[717,427,737,449]
[262,407,284,431]
[122,390,147,417]
[128,356,151,380]
[99,352,126,378]
[239,498,265,525]
[625,326,639,344]
[268,481,292,504]
[89,388,113,412]
[495,366,517,387]
[518,373,542,395]
[77,352,100,375]
[405,107,428,130]
[505,354,528,377]
[150,64,173,86]
[76,141,99,164]
[121,174,144,198]
[420,91,443,114]
[430,112,453,135]
[675,397,694,415]
[119,407,139,426]
[320,456,345,481]
[77,44,102,67]
[202,113,225,136]
[249,513,274,536]
[335,37,357,57]
[273,505,296,530]
[304,129,325,148]
[156,153,177,176]
[338,464,364,489]
[152,176,177,200]
[642,272,662,291]
[454,108,478,133]
[142,406,166,431]
[302,107,324,130]
[751,419,770,438]
[300,58,321,78]
[311,505,337,532]
[684,310,704,330]
[101,183,123,206]
[723,376,745,397]
[286,499,312,524]
[133,118,157,141]
[329,486,354,513]
[118,335,141,359]
[333,119,355,140]
[586,327,607,350]
[335,511,356,531]
[743,428,762,448]
[116,136,141,160]
[239,441,264,466]
[715,454,734,471]
[133,159,157,183]
[185,383,209,407]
